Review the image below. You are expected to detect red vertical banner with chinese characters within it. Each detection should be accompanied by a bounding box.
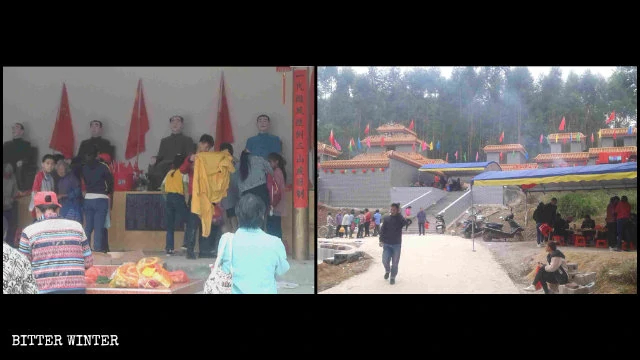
[293,69,309,208]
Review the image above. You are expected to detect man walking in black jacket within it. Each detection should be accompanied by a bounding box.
[379,203,408,285]
[81,146,114,253]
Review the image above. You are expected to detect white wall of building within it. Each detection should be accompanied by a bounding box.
[3,67,314,184]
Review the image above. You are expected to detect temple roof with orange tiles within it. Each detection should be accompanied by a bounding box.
[320,150,445,169]
[500,163,539,171]
[588,146,637,158]
[533,152,590,162]
[376,123,418,136]
[546,132,586,142]
[364,134,422,146]
[599,127,637,138]
[483,144,526,155]
[317,141,341,157]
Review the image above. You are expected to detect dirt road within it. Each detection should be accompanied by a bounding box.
[319,234,519,294]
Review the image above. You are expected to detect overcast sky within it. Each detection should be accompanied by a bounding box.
[347,66,618,81]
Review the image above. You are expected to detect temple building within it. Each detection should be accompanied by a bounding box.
[317,141,341,163]
[318,123,444,209]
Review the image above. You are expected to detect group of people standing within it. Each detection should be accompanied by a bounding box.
[327,208,381,239]
[4,114,291,294]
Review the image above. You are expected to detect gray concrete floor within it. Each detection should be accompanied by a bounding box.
[147,251,314,294]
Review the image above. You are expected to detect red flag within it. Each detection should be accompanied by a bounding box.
[409,119,415,130]
[540,134,544,144]
[366,137,371,148]
[421,141,427,151]
[606,111,615,124]
[563,137,567,144]
[334,139,341,151]
[381,136,385,147]
[591,133,595,143]
[454,151,458,160]
[49,83,75,159]
[364,123,370,135]
[613,131,617,140]
[125,79,150,160]
[559,116,566,131]
[446,153,449,162]
[214,73,234,151]
[329,129,335,146]
[499,131,504,143]
[412,143,416,152]
[309,68,315,148]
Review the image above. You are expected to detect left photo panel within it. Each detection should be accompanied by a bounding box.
[2,66,316,294]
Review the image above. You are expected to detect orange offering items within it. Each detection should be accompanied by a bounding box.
[168,270,190,283]
[109,263,140,288]
[138,263,173,289]
[85,267,100,284]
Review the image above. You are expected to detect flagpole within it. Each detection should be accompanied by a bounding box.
[216,71,224,150]
[136,80,141,167]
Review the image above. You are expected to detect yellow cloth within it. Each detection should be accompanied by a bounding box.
[163,169,186,195]
[192,150,235,237]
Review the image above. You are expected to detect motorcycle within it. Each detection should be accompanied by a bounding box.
[462,208,484,238]
[482,208,525,242]
[435,214,446,234]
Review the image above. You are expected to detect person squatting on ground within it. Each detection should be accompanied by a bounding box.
[523,241,569,294]
[379,203,408,285]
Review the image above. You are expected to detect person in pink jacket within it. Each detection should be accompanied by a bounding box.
[266,153,287,252]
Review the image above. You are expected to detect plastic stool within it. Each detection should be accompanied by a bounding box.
[621,242,636,251]
[574,235,586,247]
[595,239,608,249]
[552,235,565,246]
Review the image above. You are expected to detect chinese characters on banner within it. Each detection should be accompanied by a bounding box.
[293,69,308,208]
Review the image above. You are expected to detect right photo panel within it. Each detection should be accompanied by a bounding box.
[316,66,637,294]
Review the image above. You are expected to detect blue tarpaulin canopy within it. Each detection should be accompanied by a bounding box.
[471,162,637,192]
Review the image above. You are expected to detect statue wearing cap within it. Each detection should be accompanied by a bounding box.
[148,115,195,190]
[3,123,38,191]
[76,120,115,162]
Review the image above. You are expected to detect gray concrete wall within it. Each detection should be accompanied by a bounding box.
[506,152,525,164]
[570,141,585,153]
[624,137,637,147]
[550,143,562,153]
[390,160,420,187]
[487,153,499,163]
[473,186,505,205]
[601,138,614,147]
[317,169,391,209]
[390,187,447,211]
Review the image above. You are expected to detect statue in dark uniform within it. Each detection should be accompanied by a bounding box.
[147,115,195,190]
[2,123,37,191]
[76,120,115,161]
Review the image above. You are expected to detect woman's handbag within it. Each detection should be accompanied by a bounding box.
[203,234,233,294]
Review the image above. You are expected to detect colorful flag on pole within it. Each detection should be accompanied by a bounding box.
[499,152,503,161]
[409,119,414,130]
[591,133,594,143]
[49,83,75,159]
[563,137,567,144]
[569,133,572,142]
[430,141,434,151]
[559,116,566,131]
[577,133,580,141]
[454,151,458,160]
[499,131,504,143]
[629,126,634,135]
[598,129,602,139]
[606,111,615,124]
[366,137,371,148]
[334,139,341,151]
[524,152,529,160]
[329,129,335,146]
[348,141,352,152]
[357,137,362,150]
[463,152,467,162]
[555,134,559,143]
[436,140,440,150]
[540,134,544,144]
[476,151,479,162]
[446,153,449,162]
[421,141,427,151]
[613,131,617,140]
[364,123,370,135]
